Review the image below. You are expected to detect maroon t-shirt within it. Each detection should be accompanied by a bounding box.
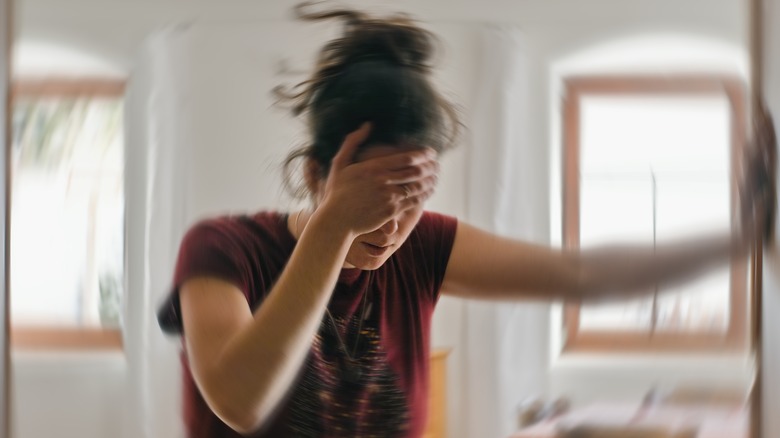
[157,210,458,438]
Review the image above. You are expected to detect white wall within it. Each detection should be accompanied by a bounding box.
[11,353,125,438]
[1,0,10,435]
[761,1,780,437]
[9,1,751,438]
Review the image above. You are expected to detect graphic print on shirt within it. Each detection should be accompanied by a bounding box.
[287,314,409,437]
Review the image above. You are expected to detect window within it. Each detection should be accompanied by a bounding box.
[10,79,125,350]
[562,76,748,353]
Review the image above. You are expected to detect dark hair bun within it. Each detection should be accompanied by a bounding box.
[295,2,435,70]
[278,3,461,200]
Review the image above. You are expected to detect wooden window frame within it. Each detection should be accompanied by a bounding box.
[10,78,125,351]
[2,0,11,433]
[562,75,748,354]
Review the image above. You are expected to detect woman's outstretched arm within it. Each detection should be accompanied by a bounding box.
[442,108,775,303]
[440,222,744,302]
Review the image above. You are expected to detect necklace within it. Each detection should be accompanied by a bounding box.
[325,281,371,384]
[293,209,372,384]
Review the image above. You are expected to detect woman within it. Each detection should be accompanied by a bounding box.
[157,4,775,438]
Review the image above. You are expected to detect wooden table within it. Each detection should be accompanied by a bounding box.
[510,402,747,438]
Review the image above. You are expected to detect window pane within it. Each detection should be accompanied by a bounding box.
[654,180,730,333]
[580,177,654,245]
[11,97,123,328]
[656,180,730,240]
[655,269,730,333]
[580,96,730,174]
[580,299,654,331]
[579,177,654,331]
[577,94,731,334]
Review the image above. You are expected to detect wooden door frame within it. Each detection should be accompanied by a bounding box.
[1,0,11,436]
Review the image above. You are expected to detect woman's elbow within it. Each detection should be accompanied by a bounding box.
[200,376,271,435]
[220,411,264,436]
[209,395,269,435]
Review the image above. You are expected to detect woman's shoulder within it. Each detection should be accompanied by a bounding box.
[403,210,459,257]
[414,210,458,236]
[175,210,297,265]
[183,210,290,243]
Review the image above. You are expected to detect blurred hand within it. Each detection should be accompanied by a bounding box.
[739,102,776,247]
[317,123,439,236]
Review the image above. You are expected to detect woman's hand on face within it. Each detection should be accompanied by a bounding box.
[739,103,777,248]
[318,123,440,236]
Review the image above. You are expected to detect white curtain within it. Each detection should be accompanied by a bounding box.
[459,25,550,438]
[123,26,191,438]
[120,22,304,437]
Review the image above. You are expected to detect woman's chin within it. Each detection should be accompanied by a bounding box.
[347,255,389,271]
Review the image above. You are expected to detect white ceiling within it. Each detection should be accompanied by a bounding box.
[11,0,748,74]
[16,0,744,25]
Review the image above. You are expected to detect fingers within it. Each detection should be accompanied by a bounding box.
[365,154,439,214]
[386,153,439,206]
[354,147,438,184]
[737,102,777,243]
[357,146,439,201]
[370,147,437,172]
[752,103,776,154]
[327,139,440,228]
[331,122,372,172]
[745,105,775,187]
[384,158,440,185]
[398,173,438,200]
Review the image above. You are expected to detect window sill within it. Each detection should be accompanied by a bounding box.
[10,327,123,352]
[562,332,748,354]
[11,348,126,376]
[553,352,751,369]
[549,353,753,406]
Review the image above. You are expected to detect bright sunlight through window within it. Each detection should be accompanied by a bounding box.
[11,94,124,329]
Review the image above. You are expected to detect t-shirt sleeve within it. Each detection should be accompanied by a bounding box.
[413,211,458,303]
[157,218,254,335]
